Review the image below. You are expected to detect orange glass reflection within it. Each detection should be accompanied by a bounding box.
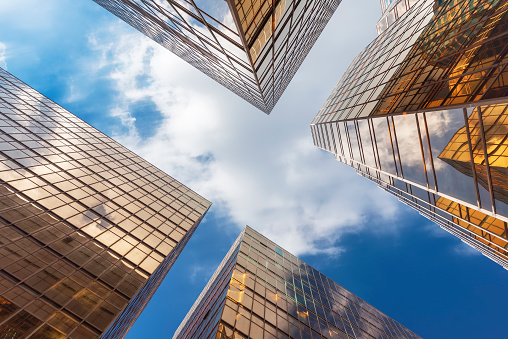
[233,0,287,61]
[297,310,308,322]
[231,270,248,284]
[435,197,508,260]
[0,295,48,338]
[373,0,508,116]
[439,105,508,206]
[227,270,246,303]
[249,0,286,61]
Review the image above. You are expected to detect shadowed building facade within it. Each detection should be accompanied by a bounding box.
[311,0,508,268]
[173,226,420,339]
[0,67,211,338]
[91,0,341,113]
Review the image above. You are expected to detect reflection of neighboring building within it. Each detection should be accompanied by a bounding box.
[233,0,287,62]
[92,0,341,113]
[439,105,508,207]
[372,0,507,116]
[433,197,508,265]
[0,68,211,338]
[174,226,421,339]
[311,0,508,268]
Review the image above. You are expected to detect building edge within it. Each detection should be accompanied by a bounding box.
[102,206,211,338]
[173,227,245,339]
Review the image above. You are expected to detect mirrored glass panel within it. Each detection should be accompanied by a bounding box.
[0,68,211,338]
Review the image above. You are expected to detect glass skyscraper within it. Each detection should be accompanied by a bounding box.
[91,0,341,113]
[376,0,420,35]
[0,67,211,338]
[174,226,420,339]
[311,0,508,268]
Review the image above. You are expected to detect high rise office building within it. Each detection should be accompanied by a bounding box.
[376,0,419,35]
[0,67,211,338]
[174,226,420,339]
[91,0,341,113]
[311,0,508,268]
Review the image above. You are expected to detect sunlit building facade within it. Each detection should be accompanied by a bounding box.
[0,67,211,338]
[311,0,508,268]
[91,0,341,113]
[174,226,420,339]
[376,0,419,35]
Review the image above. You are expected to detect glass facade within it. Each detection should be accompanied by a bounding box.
[377,0,420,35]
[91,0,341,114]
[311,0,508,268]
[174,226,420,339]
[380,0,398,13]
[314,0,507,123]
[0,67,212,338]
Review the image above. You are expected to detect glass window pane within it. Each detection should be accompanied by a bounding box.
[372,117,397,176]
[427,109,478,206]
[392,114,426,186]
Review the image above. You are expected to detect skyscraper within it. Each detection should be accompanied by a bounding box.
[91,0,341,113]
[310,0,508,268]
[174,226,420,339]
[0,67,211,338]
[376,0,419,35]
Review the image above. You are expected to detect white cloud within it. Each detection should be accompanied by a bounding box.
[0,42,7,69]
[189,264,217,284]
[453,242,482,256]
[422,223,452,238]
[423,223,484,258]
[78,0,407,257]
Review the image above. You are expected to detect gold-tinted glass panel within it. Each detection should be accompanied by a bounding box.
[0,67,210,338]
[175,227,421,339]
[373,0,508,116]
[312,0,508,124]
[93,0,340,113]
[436,197,508,260]
[438,105,508,213]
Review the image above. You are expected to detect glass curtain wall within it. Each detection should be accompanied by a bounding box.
[311,0,508,268]
[92,0,341,113]
[175,226,421,339]
[0,68,211,338]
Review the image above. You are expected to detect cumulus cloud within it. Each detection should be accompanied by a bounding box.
[79,0,405,257]
[1,0,420,258]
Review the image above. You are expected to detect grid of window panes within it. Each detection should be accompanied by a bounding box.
[104,220,205,339]
[379,181,508,267]
[220,227,419,339]
[311,104,508,268]
[376,0,420,35]
[380,0,397,14]
[174,232,244,339]
[234,0,282,48]
[176,226,420,339]
[91,0,341,114]
[250,0,340,112]
[0,67,211,338]
[91,0,264,109]
[312,0,508,124]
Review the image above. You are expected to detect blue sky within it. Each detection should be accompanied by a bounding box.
[0,0,507,338]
